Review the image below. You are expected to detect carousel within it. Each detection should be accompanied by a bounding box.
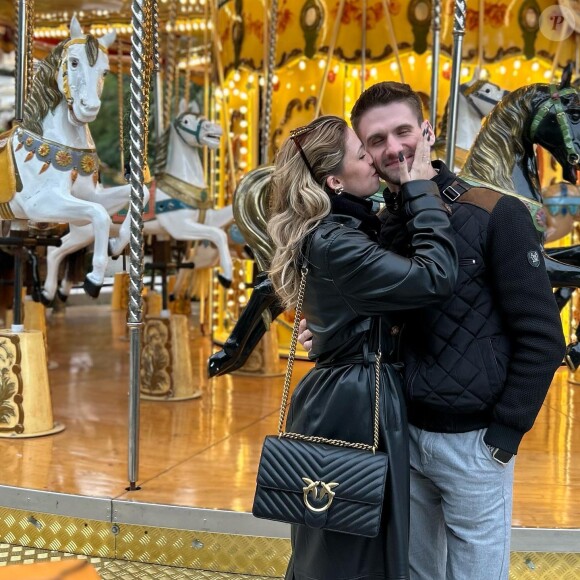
[0,0,579,578]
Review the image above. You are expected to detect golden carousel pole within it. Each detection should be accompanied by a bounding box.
[445,0,467,168]
[429,0,441,130]
[361,0,366,94]
[127,0,156,490]
[315,0,345,119]
[380,0,405,83]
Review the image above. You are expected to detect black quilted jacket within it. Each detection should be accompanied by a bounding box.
[380,161,566,455]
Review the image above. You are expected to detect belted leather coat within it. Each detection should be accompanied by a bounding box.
[284,181,457,580]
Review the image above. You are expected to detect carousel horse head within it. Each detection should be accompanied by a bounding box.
[172,99,223,150]
[22,15,116,135]
[458,76,509,119]
[437,77,509,151]
[460,64,580,203]
[543,181,580,243]
[153,100,223,180]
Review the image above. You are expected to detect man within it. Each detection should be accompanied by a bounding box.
[299,81,565,579]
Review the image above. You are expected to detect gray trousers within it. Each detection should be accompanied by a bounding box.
[409,425,515,580]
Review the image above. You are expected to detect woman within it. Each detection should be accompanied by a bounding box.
[267,115,457,580]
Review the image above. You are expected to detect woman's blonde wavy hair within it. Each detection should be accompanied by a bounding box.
[267,115,348,308]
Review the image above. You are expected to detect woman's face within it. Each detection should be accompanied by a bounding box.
[329,128,380,198]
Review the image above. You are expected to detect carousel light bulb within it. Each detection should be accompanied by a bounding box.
[319,59,326,69]
[352,68,359,78]
[227,300,235,307]
[240,146,248,155]
[272,74,279,84]
[233,71,241,82]
[239,161,248,169]
[240,134,248,141]
[499,66,506,75]
[240,105,248,114]
[286,82,292,89]
[186,22,192,31]
[240,120,248,128]
[259,77,265,86]
[333,64,339,74]
[513,59,521,70]
[238,283,246,290]
[239,295,247,304]
[426,55,433,65]
[248,74,255,83]
[233,88,240,96]
[229,80,235,89]
[238,269,245,276]
[300,86,305,93]
[298,60,307,71]
[461,67,469,77]
[390,62,398,72]
[310,84,316,91]
[215,88,223,98]
[544,70,552,79]
[212,313,219,320]
[223,88,230,96]
[442,62,450,72]
[370,67,377,77]
[346,80,352,88]
[345,95,351,103]
[531,61,540,72]
[408,55,416,66]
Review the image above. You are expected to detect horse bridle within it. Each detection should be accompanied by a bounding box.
[460,81,503,119]
[530,84,580,166]
[60,37,108,115]
[174,113,207,145]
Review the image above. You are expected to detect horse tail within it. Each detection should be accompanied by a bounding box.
[233,165,274,273]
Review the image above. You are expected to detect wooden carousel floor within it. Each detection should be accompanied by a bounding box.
[1,303,580,530]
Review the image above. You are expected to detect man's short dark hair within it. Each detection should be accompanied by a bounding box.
[351,81,424,132]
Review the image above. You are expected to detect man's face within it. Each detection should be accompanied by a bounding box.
[355,101,423,186]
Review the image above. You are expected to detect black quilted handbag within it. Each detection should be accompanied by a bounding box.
[252,266,389,538]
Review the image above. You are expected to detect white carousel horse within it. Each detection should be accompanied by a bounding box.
[0,16,145,302]
[44,102,233,302]
[142,102,233,288]
[436,77,509,168]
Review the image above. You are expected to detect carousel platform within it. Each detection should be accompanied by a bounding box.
[0,303,579,578]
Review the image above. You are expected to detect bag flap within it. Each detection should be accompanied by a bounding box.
[257,436,388,506]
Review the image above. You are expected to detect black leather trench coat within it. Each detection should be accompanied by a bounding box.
[284,181,457,580]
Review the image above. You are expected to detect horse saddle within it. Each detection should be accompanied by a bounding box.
[0,126,22,205]
[156,172,213,210]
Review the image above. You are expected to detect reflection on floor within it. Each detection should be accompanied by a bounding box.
[1,543,580,579]
[0,304,579,528]
[0,543,274,579]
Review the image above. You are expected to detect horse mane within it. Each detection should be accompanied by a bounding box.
[22,35,101,136]
[461,84,540,191]
[153,126,171,176]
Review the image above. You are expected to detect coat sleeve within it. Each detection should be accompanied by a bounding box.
[320,180,458,315]
[483,195,566,454]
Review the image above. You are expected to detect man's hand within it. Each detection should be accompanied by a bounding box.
[298,318,313,352]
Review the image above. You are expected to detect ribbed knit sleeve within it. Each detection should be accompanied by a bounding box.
[484,195,566,454]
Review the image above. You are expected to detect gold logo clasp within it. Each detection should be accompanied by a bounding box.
[301,478,339,513]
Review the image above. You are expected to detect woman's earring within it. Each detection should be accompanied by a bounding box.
[335,184,344,195]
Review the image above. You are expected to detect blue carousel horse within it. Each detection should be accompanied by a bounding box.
[208,67,580,377]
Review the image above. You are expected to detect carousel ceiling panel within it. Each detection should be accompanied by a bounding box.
[217,0,578,72]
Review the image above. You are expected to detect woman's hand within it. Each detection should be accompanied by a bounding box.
[398,121,435,183]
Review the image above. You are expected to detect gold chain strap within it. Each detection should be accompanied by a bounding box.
[277,266,382,453]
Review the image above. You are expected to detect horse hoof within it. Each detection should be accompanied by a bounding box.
[217,274,232,289]
[39,292,55,307]
[108,240,121,260]
[83,277,102,298]
[57,290,69,303]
